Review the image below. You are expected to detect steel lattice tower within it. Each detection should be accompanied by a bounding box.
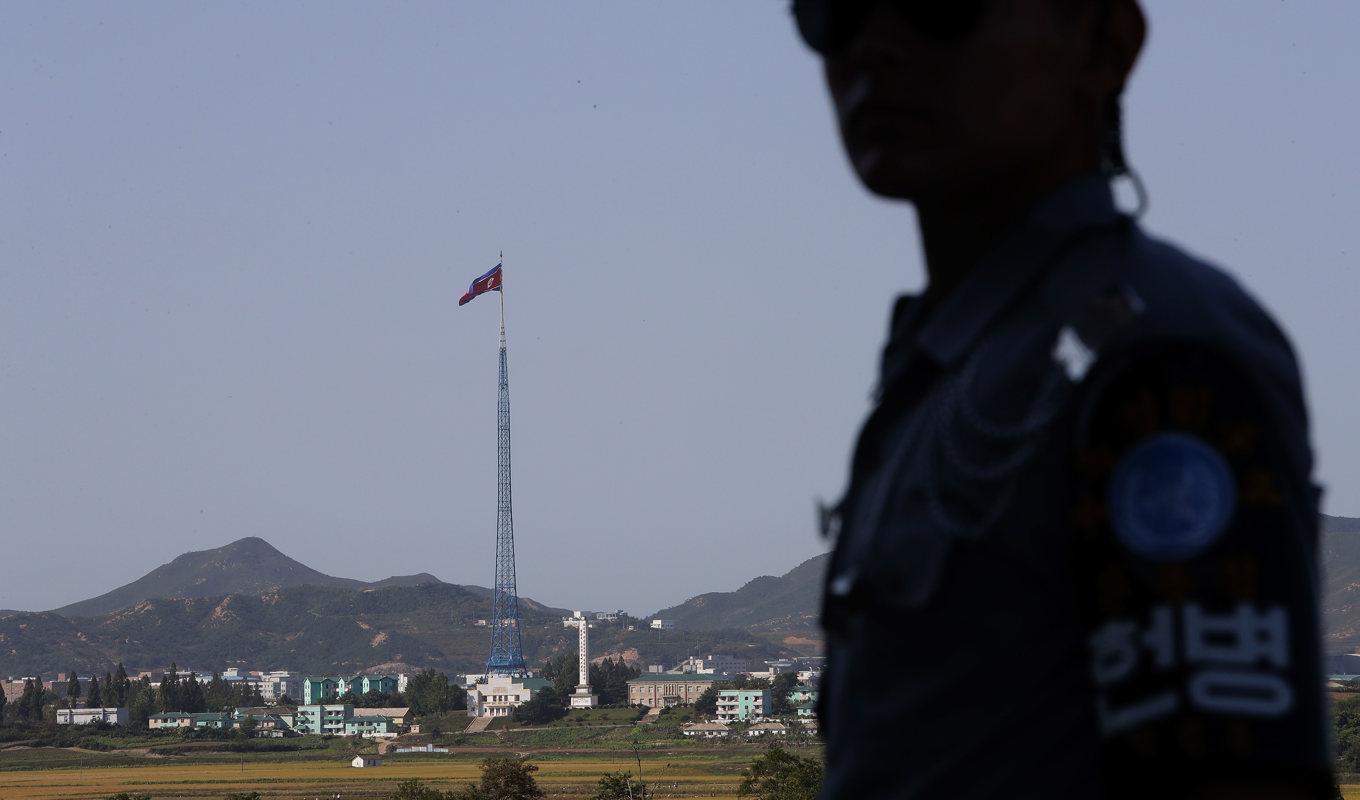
[486,290,526,676]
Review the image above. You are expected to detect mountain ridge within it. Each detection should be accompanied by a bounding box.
[0,535,807,675]
[649,552,828,634]
[52,538,471,619]
[12,514,1360,677]
[0,582,798,676]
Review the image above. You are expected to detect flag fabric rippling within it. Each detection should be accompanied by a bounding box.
[458,263,503,306]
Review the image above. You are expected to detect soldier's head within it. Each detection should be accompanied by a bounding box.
[796,0,1145,205]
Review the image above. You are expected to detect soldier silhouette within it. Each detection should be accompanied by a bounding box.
[794,1,1334,797]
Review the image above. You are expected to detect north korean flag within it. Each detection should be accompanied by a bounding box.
[458,263,503,306]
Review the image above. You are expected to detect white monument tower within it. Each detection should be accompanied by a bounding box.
[563,611,598,708]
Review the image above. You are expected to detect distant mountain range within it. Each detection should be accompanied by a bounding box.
[0,538,817,677]
[650,553,826,635]
[8,514,1360,678]
[53,537,450,618]
[1319,515,1360,647]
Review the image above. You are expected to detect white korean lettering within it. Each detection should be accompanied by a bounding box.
[1142,605,1176,670]
[1097,692,1179,735]
[1188,670,1293,717]
[1089,620,1138,687]
[1089,605,1176,687]
[1183,603,1289,669]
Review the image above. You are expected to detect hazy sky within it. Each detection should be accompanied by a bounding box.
[4,2,1358,616]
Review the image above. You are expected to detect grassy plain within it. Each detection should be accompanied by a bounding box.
[0,747,766,799]
[2,746,1356,799]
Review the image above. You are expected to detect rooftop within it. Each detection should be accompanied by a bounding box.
[352,707,409,718]
[476,675,551,690]
[628,672,728,684]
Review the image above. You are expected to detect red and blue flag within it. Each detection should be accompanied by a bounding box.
[458,263,503,306]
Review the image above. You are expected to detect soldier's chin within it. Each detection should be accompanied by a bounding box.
[850,146,944,202]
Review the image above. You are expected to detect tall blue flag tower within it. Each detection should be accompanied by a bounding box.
[459,260,525,676]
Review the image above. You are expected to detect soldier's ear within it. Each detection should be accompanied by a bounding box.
[1096,0,1146,99]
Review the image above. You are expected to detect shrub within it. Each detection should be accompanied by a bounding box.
[591,771,650,800]
[737,747,822,800]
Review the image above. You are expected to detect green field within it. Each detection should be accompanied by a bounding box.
[5,747,1360,799]
[0,743,784,799]
[0,708,816,799]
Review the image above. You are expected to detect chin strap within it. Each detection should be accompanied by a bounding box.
[1101,96,1148,218]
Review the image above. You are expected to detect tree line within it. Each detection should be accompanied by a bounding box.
[515,655,640,724]
[1,664,465,729]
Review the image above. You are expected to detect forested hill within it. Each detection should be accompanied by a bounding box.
[0,532,806,676]
[1320,514,1360,648]
[0,581,798,677]
[10,513,1358,677]
[5,583,544,677]
[53,537,447,618]
[650,515,1360,650]
[650,553,829,635]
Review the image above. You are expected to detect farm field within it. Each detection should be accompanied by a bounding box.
[0,750,1351,798]
[0,747,770,799]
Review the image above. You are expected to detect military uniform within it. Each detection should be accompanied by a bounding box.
[818,174,1333,798]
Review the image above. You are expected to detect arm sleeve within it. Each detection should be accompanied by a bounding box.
[1069,341,1333,797]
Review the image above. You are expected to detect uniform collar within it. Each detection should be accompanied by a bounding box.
[903,173,1119,370]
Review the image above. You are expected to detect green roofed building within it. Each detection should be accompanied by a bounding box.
[302,677,338,705]
[789,684,818,719]
[292,704,351,735]
[344,715,396,737]
[717,688,771,722]
[361,675,398,695]
[189,712,232,729]
[334,676,364,697]
[306,674,399,703]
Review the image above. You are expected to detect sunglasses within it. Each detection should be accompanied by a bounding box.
[792,0,995,54]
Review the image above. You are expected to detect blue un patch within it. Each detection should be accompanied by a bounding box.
[1108,432,1237,561]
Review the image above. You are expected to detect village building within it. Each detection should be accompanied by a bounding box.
[681,721,731,738]
[626,673,721,708]
[147,711,193,730]
[716,688,771,723]
[465,675,551,718]
[353,706,410,727]
[344,715,397,737]
[746,721,789,737]
[56,707,127,726]
[291,704,352,735]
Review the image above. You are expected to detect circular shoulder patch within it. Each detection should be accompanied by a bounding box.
[1107,432,1237,561]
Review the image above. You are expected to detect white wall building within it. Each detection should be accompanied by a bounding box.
[747,721,789,737]
[260,671,302,703]
[675,654,749,675]
[57,707,128,725]
[465,675,551,718]
[650,619,675,630]
[682,721,730,737]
